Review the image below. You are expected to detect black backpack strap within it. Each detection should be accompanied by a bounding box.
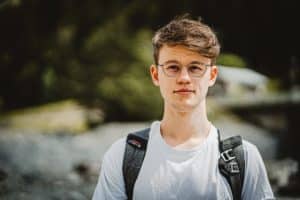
[122,128,150,200]
[218,130,245,200]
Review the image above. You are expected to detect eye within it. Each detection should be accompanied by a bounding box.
[165,64,180,72]
[189,65,204,73]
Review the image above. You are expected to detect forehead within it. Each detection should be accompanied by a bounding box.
[158,44,211,64]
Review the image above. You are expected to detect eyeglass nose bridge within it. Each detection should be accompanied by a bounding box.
[177,66,192,79]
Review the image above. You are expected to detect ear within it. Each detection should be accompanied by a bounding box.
[208,65,218,87]
[150,64,160,86]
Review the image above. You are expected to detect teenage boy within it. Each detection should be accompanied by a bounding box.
[92,15,274,200]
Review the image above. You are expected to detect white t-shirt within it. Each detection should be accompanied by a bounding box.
[92,121,275,200]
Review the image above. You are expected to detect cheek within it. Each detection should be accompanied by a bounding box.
[195,79,210,93]
[162,82,173,96]
[157,76,170,98]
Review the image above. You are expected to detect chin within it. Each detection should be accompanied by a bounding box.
[171,102,198,112]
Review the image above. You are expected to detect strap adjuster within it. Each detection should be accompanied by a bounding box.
[221,149,236,162]
[127,131,149,150]
[128,139,142,148]
[226,160,240,174]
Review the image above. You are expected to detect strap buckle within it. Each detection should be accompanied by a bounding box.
[226,160,240,174]
[221,149,236,162]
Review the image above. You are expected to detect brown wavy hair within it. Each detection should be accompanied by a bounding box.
[152,14,220,65]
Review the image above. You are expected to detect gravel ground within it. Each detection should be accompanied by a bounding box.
[0,119,299,199]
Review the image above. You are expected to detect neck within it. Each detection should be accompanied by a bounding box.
[160,100,211,144]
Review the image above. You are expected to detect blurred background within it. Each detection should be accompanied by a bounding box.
[0,0,299,199]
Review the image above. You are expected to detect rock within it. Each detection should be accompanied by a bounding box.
[67,191,88,200]
[266,158,298,190]
[277,173,300,197]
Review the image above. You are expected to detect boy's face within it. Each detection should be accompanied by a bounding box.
[150,44,218,112]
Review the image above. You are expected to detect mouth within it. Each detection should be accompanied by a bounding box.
[173,89,195,94]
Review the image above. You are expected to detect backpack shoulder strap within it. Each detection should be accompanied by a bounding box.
[218,129,245,200]
[122,128,150,200]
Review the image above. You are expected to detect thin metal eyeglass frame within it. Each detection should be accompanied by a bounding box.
[157,63,211,78]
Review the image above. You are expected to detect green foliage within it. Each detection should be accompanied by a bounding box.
[98,73,162,121]
[216,53,247,68]
[94,29,163,121]
[266,78,281,92]
[38,19,162,121]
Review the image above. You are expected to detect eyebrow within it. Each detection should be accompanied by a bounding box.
[162,60,180,64]
[161,60,209,65]
[190,61,206,65]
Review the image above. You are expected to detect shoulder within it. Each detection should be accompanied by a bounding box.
[103,123,155,163]
[92,138,127,199]
[241,139,267,174]
[99,137,127,187]
[241,141,275,198]
[102,122,160,168]
[242,140,259,156]
[102,137,127,165]
[243,141,268,185]
[242,140,263,166]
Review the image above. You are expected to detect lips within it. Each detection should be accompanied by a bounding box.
[173,89,195,93]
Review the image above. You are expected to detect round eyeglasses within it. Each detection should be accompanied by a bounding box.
[157,62,211,78]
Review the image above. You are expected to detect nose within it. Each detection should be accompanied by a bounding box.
[176,67,191,84]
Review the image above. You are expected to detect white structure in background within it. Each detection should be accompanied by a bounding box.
[211,65,269,98]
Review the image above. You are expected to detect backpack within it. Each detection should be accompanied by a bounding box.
[122,128,245,200]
